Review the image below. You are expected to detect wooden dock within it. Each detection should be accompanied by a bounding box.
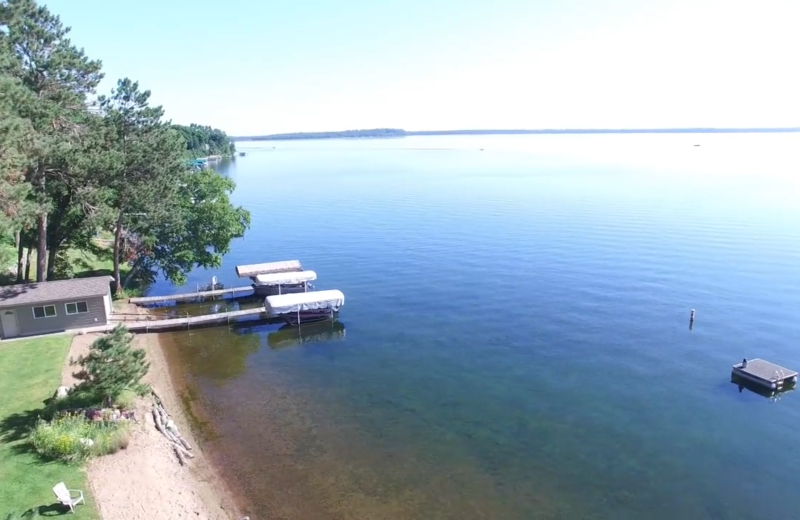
[732,358,798,390]
[129,286,254,305]
[100,308,268,333]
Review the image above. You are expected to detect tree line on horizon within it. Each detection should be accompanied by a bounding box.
[234,127,800,141]
[0,0,249,293]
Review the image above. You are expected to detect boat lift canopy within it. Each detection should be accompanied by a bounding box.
[254,270,317,286]
[236,260,303,278]
[265,290,345,315]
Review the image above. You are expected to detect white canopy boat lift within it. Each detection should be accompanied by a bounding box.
[235,260,303,278]
[252,270,317,296]
[265,289,345,326]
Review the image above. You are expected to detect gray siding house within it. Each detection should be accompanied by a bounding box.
[0,276,114,339]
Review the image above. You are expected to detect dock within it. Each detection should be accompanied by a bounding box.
[100,307,268,333]
[732,358,798,390]
[129,286,254,305]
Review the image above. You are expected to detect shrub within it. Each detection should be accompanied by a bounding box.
[91,425,130,455]
[114,389,138,410]
[30,415,93,463]
[29,414,131,463]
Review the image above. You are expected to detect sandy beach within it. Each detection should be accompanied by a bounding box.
[63,318,244,520]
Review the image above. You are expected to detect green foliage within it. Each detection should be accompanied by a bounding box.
[135,168,250,286]
[29,414,130,463]
[0,34,36,242]
[0,0,104,282]
[114,389,137,410]
[74,325,150,405]
[0,0,248,289]
[174,123,236,158]
[113,286,143,301]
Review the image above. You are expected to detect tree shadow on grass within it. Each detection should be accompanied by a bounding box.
[0,408,44,457]
[6,503,73,517]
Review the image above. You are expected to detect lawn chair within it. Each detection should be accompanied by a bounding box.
[53,482,84,513]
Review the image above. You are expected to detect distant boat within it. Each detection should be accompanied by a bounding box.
[694,144,700,147]
[239,151,246,156]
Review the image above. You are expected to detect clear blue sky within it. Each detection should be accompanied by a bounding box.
[44,0,800,135]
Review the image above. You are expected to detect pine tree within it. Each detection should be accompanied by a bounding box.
[75,325,150,406]
[0,0,103,281]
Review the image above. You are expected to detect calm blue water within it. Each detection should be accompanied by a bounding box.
[155,134,800,519]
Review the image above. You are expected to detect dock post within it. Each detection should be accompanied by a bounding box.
[689,309,695,330]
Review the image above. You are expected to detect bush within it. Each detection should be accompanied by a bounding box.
[114,389,138,410]
[29,414,131,463]
[113,287,144,301]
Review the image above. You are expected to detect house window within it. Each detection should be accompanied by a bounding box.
[32,305,57,319]
[65,301,89,315]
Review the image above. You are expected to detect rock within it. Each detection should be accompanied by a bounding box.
[79,438,94,447]
[54,386,69,399]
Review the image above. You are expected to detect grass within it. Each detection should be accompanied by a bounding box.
[2,241,145,299]
[0,336,100,518]
[16,246,123,281]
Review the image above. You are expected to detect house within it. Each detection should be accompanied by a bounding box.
[0,276,114,339]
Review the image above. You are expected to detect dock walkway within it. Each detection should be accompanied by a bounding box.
[91,307,267,334]
[129,286,254,305]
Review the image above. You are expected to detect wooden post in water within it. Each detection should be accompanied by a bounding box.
[689,309,695,330]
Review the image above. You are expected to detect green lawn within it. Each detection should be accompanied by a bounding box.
[1,243,142,298]
[0,336,100,518]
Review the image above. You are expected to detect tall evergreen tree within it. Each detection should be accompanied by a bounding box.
[0,0,102,281]
[0,43,36,261]
[97,78,187,292]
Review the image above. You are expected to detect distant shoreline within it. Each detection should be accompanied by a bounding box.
[232,127,800,141]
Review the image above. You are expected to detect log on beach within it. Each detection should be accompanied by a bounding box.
[176,434,192,451]
[152,407,165,434]
[152,395,196,465]
[173,444,186,466]
[172,441,195,459]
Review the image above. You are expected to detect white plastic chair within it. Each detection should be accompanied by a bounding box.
[53,482,84,513]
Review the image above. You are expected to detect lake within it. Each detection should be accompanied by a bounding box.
[151,134,800,519]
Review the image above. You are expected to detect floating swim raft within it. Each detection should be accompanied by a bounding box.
[732,358,798,390]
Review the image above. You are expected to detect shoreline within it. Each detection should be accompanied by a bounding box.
[65,306,247,520]
[143,330,246,518]
[157,329,257,518]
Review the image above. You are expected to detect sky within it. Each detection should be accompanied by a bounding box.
[42,0,800,136]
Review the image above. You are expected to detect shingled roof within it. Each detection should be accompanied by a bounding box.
[0,276,113,308]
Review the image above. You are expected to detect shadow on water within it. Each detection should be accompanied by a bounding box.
[266,321,346,350]
[730,373,797,400]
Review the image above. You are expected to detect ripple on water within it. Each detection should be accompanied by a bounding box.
[161,135,800,520]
